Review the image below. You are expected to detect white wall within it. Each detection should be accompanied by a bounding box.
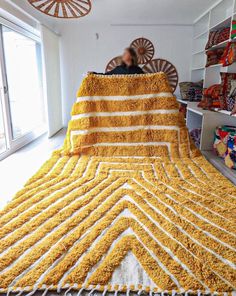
[41,25,63,137]
[59,23,193,125]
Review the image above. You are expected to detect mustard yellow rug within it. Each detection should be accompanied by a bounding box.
[0,73,235,296]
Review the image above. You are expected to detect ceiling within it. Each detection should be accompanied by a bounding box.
[9,0,218,29]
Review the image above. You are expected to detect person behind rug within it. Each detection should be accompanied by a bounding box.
[90,47,144,75]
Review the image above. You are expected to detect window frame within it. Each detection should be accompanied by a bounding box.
[0,17,46,161]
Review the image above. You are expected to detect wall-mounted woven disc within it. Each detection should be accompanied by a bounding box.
[105,56,122,73]
[142,58,179,91]
[28,0,92,19]
[130,38,155,64]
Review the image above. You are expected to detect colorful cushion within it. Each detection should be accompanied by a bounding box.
[231,20,236,39]
[179,80,203,100]
[179,82,193,100]
[188,86,203,101]
[225,131,236,169]
[220,73,236,109]
[226,80,236,111]
[213,126,236,159]
[205,31,219,49]
[216,27,230,44]
[213,125,236,170]
[206,49,224,67]
[205,28,230,49]
[220,42,236,66]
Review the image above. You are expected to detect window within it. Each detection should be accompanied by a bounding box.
[0,23,46,160]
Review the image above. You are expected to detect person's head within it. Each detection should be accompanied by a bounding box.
[122,47,138,67]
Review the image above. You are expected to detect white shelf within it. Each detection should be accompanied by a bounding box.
[187,102,236,118]
[177,99,188,105]
[192,49,205,55]
[187,102,207,116]
[186,101,236,151]
[193,12,210,39]
[206,63,222,68]
[206,39,230,51]
[192,66,205,71]
[209,0,233,29]
[209,15,232,31]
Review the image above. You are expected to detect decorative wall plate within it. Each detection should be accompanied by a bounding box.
[130,38,155,64]
[142,58,179,91]
[27,0,92,19]
[105,56,122,73]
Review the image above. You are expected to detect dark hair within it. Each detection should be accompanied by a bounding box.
[122,47,138,66]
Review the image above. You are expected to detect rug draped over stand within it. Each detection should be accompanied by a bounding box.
[0,73,235,296]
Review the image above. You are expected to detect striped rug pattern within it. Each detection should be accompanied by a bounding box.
[0,73,235,295]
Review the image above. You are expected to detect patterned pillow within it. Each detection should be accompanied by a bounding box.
[226,80,236,111]
[216,27,230,44]
[188,86,203,101]
[220,73,236,109]
[205,31,219,49]
[231,20,236,39]
[179,80,203,100]
[206,49,224,67]
[179,82,193,100]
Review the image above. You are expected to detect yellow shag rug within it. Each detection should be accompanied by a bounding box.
[0,73,236,296]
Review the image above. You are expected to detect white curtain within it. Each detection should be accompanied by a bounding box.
[40,25,63,137]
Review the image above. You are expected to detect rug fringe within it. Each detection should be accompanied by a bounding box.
[2,286,236,296]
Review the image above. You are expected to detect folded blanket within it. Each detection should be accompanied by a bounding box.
[0,73,235,296]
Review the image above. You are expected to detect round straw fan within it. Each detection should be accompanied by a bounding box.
[130,37,155,64]
[142,58,179,91]
[105,56,122,73]
[27,0,92,18]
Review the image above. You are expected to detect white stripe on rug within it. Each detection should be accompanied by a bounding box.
[76,92,173,102]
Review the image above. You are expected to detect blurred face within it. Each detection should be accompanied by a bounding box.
[122,49,132,66]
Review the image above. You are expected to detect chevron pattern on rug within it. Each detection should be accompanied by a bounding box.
[0,73,235,295]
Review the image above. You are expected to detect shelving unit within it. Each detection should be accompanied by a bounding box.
[183,101,236,182]
[188,0,236,181]
[191,0,236,84]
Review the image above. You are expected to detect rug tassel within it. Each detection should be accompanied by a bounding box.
[88,288,96,296]
[138,289,142,296]
[15,290,24,296]
[114,289,118,296]
[149,290,153,296]
[77,288,84,296]
[126,289,130,296]
[102,288,107,296]
[25,287,37,296]
[42,287,50,296]
[64,286,73,296]
[6,287,12,296]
